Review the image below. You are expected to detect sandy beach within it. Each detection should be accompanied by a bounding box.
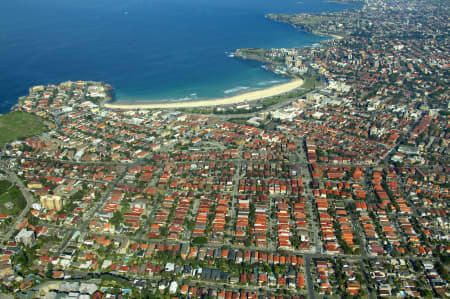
[329,34,344,40]
[104,78,304,110]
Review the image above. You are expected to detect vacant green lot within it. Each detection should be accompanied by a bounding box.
[0,111,48,147]
[0,180,26,215]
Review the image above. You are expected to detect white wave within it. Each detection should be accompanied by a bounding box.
[223,86,250,94]
[165,92,199,102]
[169,97,193,102]
[256,80,283,86]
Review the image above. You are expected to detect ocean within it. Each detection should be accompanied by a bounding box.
[0,0,355,113]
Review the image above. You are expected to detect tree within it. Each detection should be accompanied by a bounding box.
[27,215,38,226]
[46,263,53,279]
[110,211,123,228]
[192,237,207,245]
[159,225,168,237]
[14,248,34,267]
[435,262,449,281]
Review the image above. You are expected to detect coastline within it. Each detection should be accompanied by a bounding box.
[104,78,304,110]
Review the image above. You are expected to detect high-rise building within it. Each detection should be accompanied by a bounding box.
[40,195,64,211]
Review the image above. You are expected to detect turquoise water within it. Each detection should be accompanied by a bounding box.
[0,0,355,112]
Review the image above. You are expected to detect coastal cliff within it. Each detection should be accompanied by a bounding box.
[266,13,350,39]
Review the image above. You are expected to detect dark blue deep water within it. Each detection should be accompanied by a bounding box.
[0,0,354,112]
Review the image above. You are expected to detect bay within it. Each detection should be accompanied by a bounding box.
[0,0,355,113]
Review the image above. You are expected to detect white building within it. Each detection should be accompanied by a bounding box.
[169,281,178,294]
[15,229,35,247]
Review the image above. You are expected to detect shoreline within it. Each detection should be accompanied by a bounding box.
[104,78,304,110]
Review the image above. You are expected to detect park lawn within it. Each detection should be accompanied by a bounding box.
[301,74,324,89]
[0,185,26,215]
[0,180,12,194]
[236,48,268,61]
[0,111,48,147]
[259,88,309,107]
[228,118,250,125]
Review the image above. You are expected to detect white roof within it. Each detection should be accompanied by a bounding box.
[169,281,178,293]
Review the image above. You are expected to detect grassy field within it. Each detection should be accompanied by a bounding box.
[235,48,269,62]
[228,118,250,125]
[301,75,323,89]
[0,180,12,192]
[259,87,310,107]
[0,180,26,215]
[0,111,48,147]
